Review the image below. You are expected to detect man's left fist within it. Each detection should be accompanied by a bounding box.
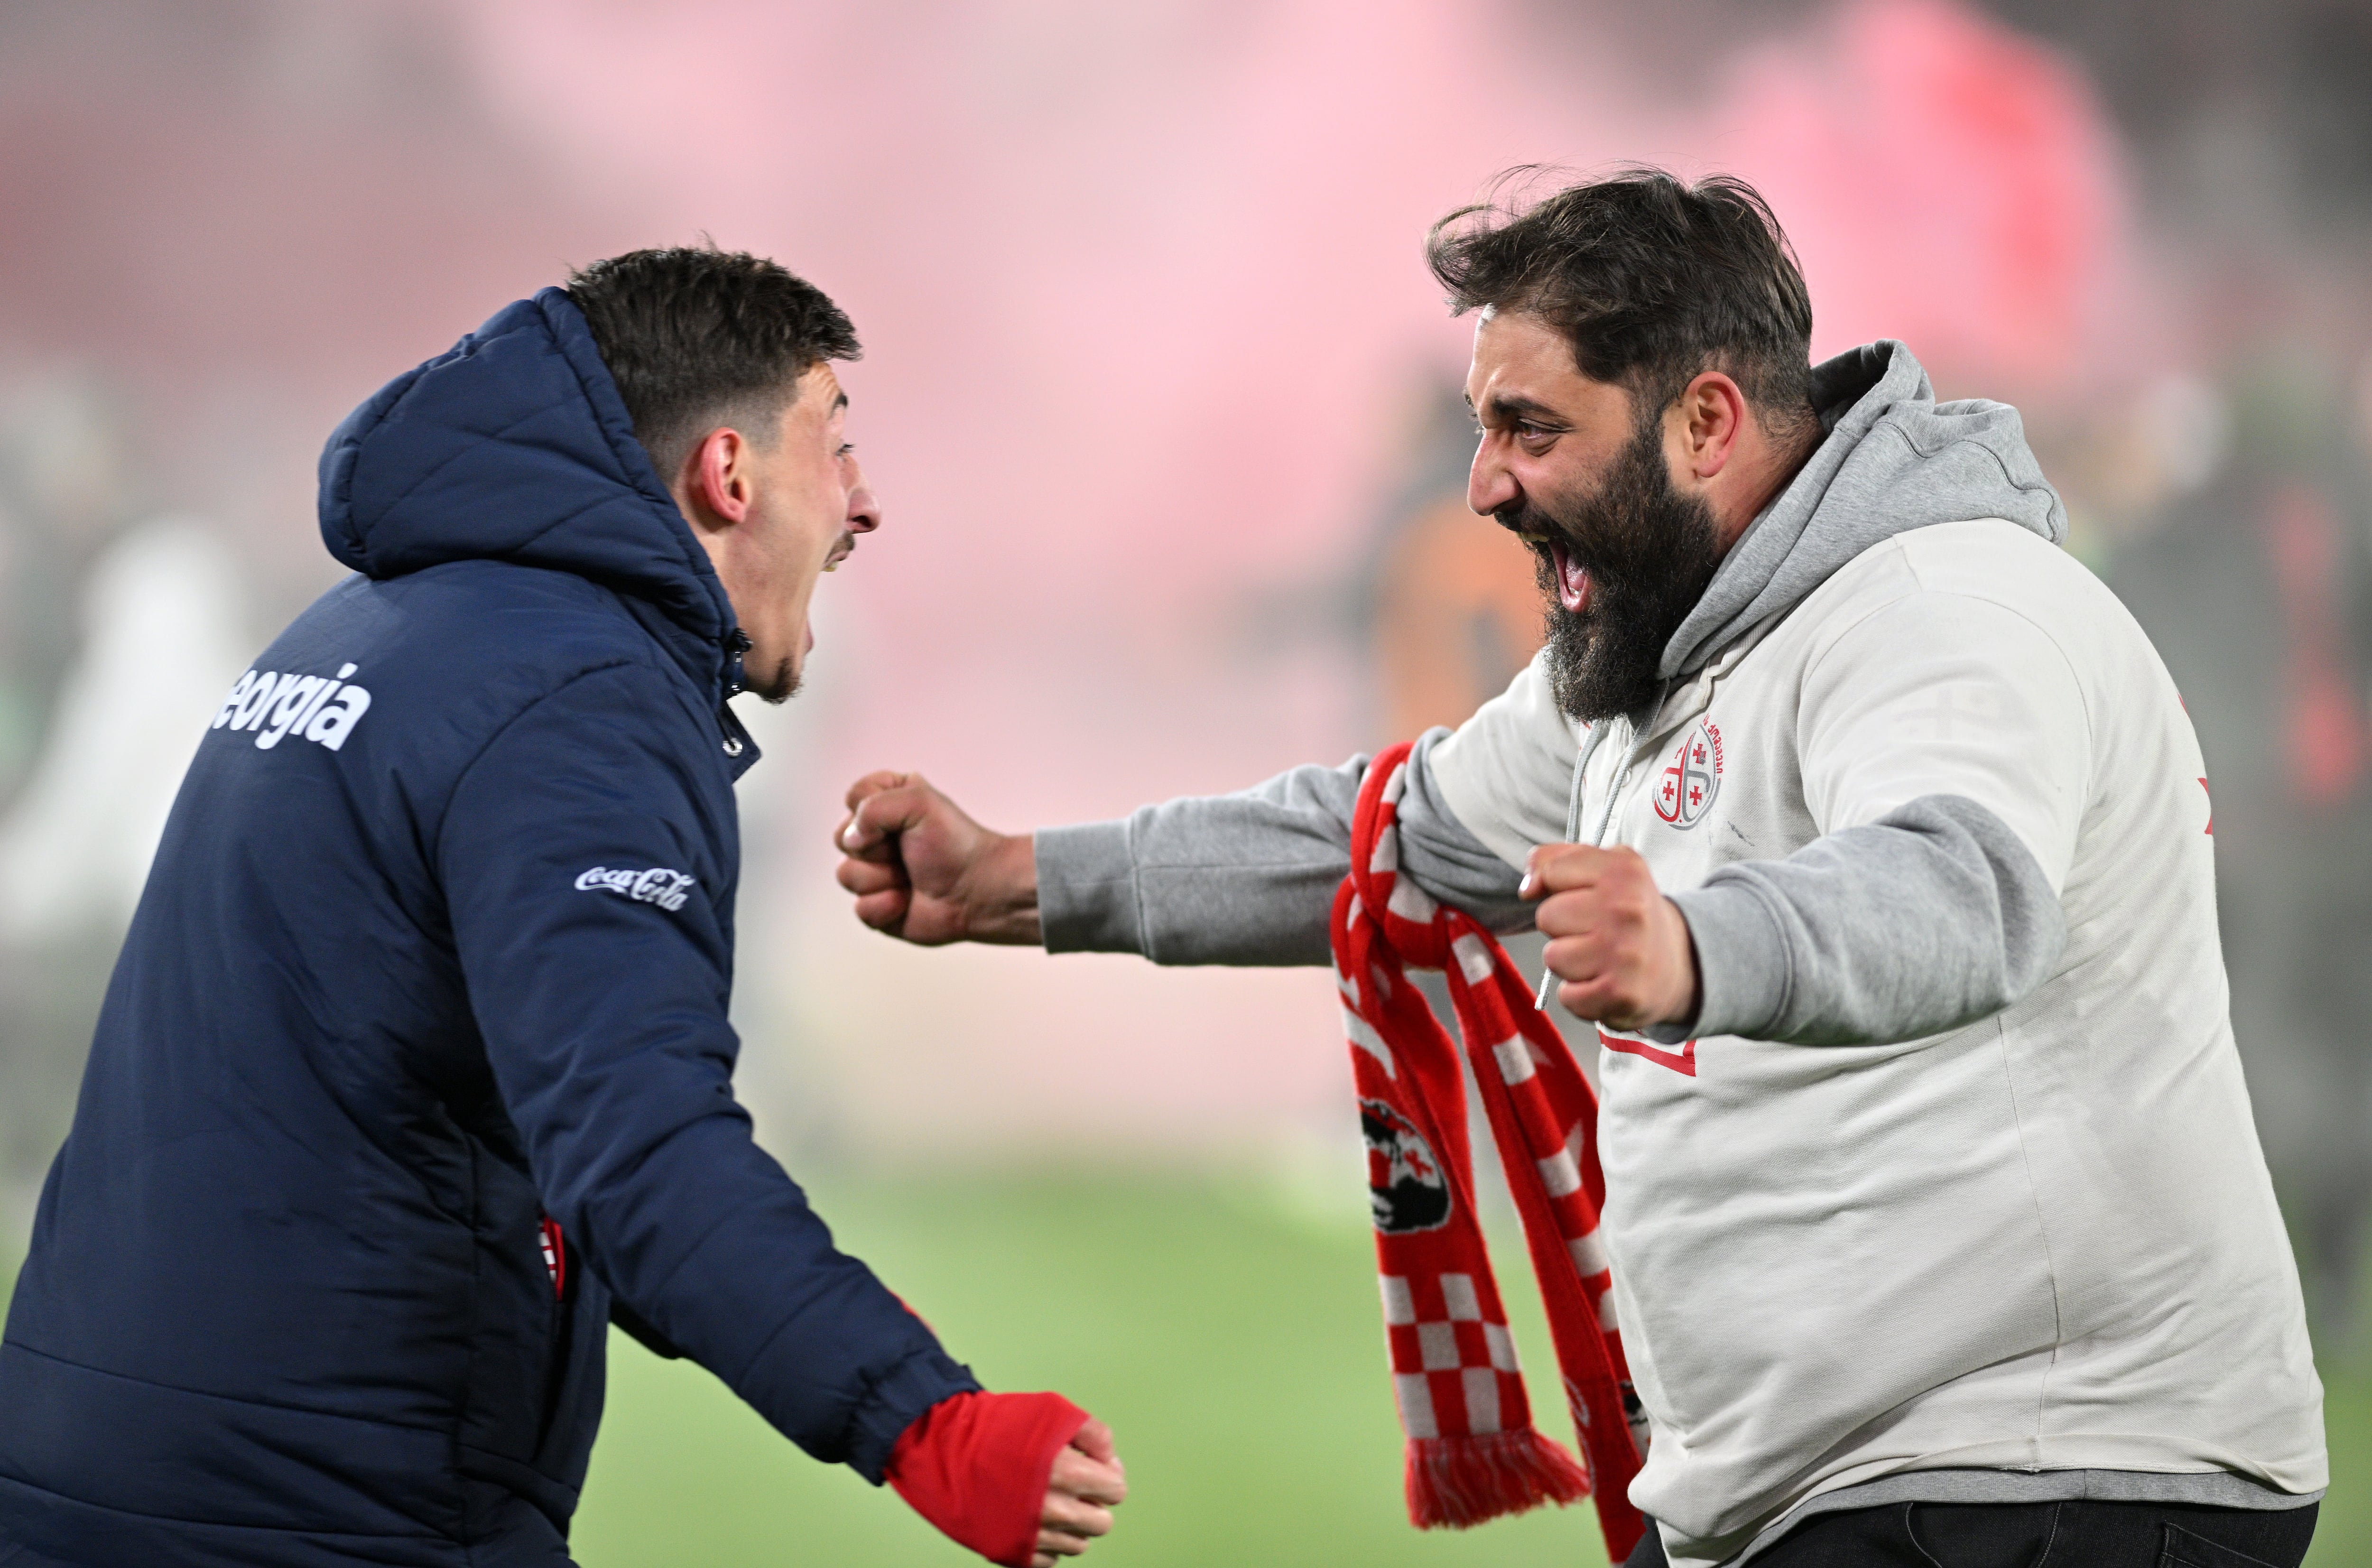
[1522,844,1701,1033]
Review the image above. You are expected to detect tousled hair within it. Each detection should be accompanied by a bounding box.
[1427,167,1817,443]
[565,246,860,480]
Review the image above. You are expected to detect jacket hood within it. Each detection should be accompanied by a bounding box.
[1661,340,2067,678]
[317,288,739,688]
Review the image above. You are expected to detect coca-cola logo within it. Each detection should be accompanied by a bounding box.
[574,865,697,913]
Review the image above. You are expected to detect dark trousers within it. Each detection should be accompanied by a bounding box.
[1621,1499,2320,1568]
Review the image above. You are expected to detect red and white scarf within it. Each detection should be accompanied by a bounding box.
[1331,741,1647,1562]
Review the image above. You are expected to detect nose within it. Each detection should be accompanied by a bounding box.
[1467,433,1519,518]
[846,463,882,534]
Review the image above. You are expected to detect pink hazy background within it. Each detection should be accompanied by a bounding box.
[484,0,2137,1168]
[1,0,2367,1305]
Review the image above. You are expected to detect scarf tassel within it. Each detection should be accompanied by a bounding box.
[1404,1428,1593,1530]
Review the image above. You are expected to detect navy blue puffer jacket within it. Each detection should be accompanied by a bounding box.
[0,289,977,1566]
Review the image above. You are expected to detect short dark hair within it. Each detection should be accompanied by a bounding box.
[1427,167,1816,441]
[565,247,861,479]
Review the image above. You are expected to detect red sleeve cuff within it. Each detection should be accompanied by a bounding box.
[886,1390,1090,1567]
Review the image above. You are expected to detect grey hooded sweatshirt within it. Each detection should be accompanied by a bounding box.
[1038,341,2066,1038]
[1036,342,2324,1565]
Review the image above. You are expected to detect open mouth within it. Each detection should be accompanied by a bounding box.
[822,533,856,573]
[1547,538,1592,615]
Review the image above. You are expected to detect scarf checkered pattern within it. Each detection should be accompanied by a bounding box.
[1331,741,1647,1562]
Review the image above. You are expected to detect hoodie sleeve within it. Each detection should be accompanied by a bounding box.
[1667,589,2081,1045]
[1037,727,1530,964]
[1426,651,1588,870]
[437,661,978,1482]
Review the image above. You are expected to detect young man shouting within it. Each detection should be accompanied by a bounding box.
[0,251,1123,1568]
[835,173,2326,1567]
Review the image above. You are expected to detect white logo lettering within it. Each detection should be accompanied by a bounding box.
[214,662,371,752]
[574,866,696,913]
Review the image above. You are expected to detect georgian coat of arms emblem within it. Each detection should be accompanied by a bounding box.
[1653,719,1724,830]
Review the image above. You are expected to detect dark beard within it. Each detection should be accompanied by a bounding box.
[750,656,802,704]
[1501,418,1725,722]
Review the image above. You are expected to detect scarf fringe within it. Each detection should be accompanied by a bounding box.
[1404,1428,1593,1530]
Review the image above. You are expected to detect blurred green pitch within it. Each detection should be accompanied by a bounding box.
[574,1170,1610,1567]
[6,1169,2356,1566]
[570,1173,2369,1567]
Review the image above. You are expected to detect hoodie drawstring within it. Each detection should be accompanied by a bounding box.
[1534,680,1673,1011]
[1536,719,1616,1010]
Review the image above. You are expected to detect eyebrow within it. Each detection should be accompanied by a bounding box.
[1473,391,1566,426]
[832,391,849,413]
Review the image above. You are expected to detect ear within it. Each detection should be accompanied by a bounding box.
[1676,371,1749,482]
[677,427,755,528]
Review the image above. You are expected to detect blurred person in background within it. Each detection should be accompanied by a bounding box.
[2105,343,2372,1357]
[0,373,146,1226]
[834,171,2326,1567]
[0,250,1123,1568]
[1369,388,1549,742]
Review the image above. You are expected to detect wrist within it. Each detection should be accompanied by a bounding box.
[966,833,1041,945]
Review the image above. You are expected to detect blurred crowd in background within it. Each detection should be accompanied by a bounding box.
[2,0,2370,1362]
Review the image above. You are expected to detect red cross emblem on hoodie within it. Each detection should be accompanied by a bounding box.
[1653,720,1724,830]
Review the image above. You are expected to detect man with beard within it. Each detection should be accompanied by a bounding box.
[831,172,2326,1566]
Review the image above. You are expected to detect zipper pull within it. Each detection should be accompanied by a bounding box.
[724,629,753,697]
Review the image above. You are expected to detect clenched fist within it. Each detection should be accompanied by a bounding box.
[1523,843,1701,1032]
[834,771,1040,945]
[1035,1421,1127,1566]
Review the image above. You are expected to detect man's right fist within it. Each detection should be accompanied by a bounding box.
[834,771,1041,945]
